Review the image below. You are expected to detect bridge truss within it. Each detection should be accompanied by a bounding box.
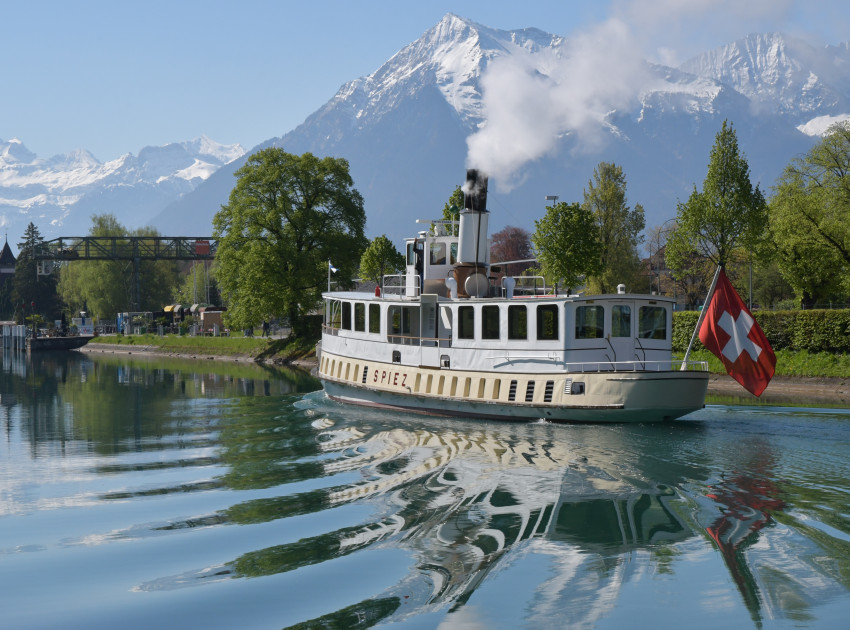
[34,236,217,311]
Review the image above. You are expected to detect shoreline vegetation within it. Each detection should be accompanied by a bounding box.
[82,334,849,406]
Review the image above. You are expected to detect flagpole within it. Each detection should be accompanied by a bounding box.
[328,260,331,293]
[680,264,723,370]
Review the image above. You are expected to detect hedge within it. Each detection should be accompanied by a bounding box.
[672,309,850,354]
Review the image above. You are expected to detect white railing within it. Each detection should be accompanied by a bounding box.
[381,273,420,298]
[492,356,709,373]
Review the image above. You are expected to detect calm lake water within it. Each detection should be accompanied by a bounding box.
[2,350,849,630]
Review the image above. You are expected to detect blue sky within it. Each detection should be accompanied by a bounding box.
[1,0,847,162]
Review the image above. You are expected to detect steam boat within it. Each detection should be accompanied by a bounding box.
[317,170,709,422]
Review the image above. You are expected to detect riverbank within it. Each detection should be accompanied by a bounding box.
[81,340,849,406]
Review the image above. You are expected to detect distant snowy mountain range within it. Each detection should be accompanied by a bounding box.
[3,14,849,250]
[0,135,244,242]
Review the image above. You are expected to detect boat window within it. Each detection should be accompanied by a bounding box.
[575,305,604,339]
[536,304,559,341]
[369,304,380,334]
[639,306,667,339]
[341,301,351,330]
[508,305,527,340]
[354,303,365,332]
[450,242,458,265]
[327,300,342,329]
[458,306,474,339]
[612,305,631,337]
[406,242,416,265]
[482,305,500,340]
[430,242,447,265]
[389,305,411,339]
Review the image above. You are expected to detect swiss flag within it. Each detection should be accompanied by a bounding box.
[699,269,776,396]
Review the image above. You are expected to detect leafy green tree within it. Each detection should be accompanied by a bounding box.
[769,121,850,306]
[12,222,62,323]
[58,215,178,320]
[359,235,405,284]
[532,201,601,289]
[666,120,768,276]
[582,162,645,294]
[172,262,220,306]
[438,185,464,235]
[213,149,367,337]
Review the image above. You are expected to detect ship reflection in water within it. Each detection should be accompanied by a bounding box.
[180,396,848,629]
[4,352,849,629]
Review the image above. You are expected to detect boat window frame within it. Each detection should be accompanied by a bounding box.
[458,305,475,340]
[536,304,559,341]
[430,242,447,265]
[611,304,631,338]
[639,305,668,340]
[369,303,381,334]
[575,304,605,340]
[354,302,366,332]
[482,305,500,340]
[508,304,527,340]
[341,301,352,330]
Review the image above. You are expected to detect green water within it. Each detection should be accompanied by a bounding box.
[2,350,849,629]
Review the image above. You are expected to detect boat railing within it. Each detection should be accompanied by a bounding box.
[493,356,709,373]
[387,333,451,347]
[381,273,420,298]
[504,276,550,296]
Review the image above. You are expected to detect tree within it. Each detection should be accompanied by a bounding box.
[769,121,850,306]
[666,120,768,277]
[532,201,601,289]
[213,149,366,337]
[58,215,178,320]
[359,235,405,284]
[172,261,221,306]
[12,222,62,323]
[439,185,464,235]
[582,162,645,294]
[490,226,534,278]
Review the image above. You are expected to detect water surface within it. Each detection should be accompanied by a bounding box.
[1,351,849,629]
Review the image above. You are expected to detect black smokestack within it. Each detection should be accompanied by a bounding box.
[464,169,488,213]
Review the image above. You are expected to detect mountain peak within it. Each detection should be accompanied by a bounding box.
[679,32,850,119]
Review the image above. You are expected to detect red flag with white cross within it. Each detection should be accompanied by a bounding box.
[699,269,776,396]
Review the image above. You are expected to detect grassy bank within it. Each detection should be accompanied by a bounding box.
[89,333,317,364]
[683,349,850,378]
[91,334,849,378]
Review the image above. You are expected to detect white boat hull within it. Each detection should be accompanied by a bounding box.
[318,349,708,423]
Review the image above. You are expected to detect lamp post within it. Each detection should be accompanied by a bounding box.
[544,195,559,205]
[31,301,36,338]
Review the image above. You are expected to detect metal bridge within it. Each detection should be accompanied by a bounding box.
[34,236,217,311]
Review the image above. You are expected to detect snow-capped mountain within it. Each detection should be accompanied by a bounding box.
[155,15,845,245]
[0,135,245,241]
[5,14,847,251]
[679,33,850,123]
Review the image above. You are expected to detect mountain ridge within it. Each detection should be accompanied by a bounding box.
[3,15,848,250]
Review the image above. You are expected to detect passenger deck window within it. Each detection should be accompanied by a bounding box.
[639,306,667,339]
[482,305,499,340]
[576,305,604,339]
[458,306,474,339]
[536,304,559,341]
[369,304,380,334]
[612,305,631,337]
[341,302,351,330]
[354,303,365,332]
[508,305,527,340]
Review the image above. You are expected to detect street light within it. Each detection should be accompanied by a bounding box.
[544,195,559,204]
